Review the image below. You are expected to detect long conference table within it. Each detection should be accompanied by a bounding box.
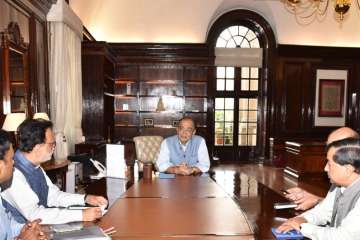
[92,175,255,239]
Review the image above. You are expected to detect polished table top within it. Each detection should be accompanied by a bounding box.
[122,176,228,198]
[94,176,254,239]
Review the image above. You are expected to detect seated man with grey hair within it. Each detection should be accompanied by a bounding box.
[156,117,210,175]
[277,137,360,240]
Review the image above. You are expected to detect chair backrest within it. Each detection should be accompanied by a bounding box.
[133,136,163,164]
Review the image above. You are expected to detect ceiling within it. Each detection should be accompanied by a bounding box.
[69,0,360,47]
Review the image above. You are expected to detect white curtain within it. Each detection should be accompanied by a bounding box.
[48,22,83,158]
[215,48,263,67]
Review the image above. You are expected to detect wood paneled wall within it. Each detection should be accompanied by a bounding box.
[270,45,360,141]
[80,41,360,160]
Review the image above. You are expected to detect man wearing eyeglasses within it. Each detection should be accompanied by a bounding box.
[156,117,210,175]
[1,119,107,224]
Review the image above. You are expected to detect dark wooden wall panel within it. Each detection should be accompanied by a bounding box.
[282,62,304,132]
[270,45,360,144]
[81,55,105,140]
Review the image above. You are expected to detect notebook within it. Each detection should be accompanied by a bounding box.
[271,228,304,239]
[158,173,176,179]
[53,226,111,240]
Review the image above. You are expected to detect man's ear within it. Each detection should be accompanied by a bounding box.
[345,165,355,176]
[0,160,4,175]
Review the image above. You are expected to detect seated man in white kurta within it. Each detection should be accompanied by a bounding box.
[277,137,360,240]
[1,119,107,224]
[156,117,210,175]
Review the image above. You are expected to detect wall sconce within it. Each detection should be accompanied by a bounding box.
[283,0,360,23]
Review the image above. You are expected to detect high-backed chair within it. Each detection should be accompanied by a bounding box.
[133,136,163,171]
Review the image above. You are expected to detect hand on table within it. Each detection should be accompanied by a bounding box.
[82,207,102,221]
[277,216,307,233]
[17,219,48,240]
[85,194,108,207]
[285,187,322,210]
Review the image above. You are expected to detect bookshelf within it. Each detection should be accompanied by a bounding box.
[114,64,209,141]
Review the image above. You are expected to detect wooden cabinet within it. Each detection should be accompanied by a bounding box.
[284,140,327,180]
[0,22,30,115]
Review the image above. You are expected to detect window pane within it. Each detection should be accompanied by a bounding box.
[251,68,259,78]
[226,67,234,78]
[241,67,249,78]
[226,79,234,91]
[226,39,236,48]
[239,111,248,122]
[215,110,224,121]
[239,26,248,36]
[248,111,257,122]
[215,136,224,146]
[217,67,225,78]
[250,38,260,48]
[217,79,225,91]
[215,98,224,109]
[239,98,248,110]
[233,36,242,46]
[240,40,250,48]
[224,135,233,146]
[239,122,247,134]
[250,80,258,91]
[215,122,224,133]
[241,80,249,91]
[216,38,226,47]
[225,123,233,134]
[248,99,257,110]
[229,26,238,36]
[239,135,247,146]
[225,98,234,109]
[225,110,234,121]
[246,30,257,41]
[248,135,256,146]
[248,123,257,134]
[220,30,231,40]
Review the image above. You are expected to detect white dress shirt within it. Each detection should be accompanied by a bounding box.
[301,184,360,240]
[156,137,210,172]
[1,168,85,224]
[0,188,23,240]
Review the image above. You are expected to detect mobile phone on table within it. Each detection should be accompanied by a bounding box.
[280,189,289,194]
[274,202,297,209]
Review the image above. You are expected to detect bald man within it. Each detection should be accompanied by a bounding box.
[284,127,360,210]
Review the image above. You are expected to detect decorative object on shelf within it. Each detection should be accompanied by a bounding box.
[126,83,131,95]
[172,120,179,128]
[282,0,359,23]
[144,118,154,127]
[156,96,166,112]
[33,112,50,120]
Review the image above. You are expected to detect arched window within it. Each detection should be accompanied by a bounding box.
[207,10,276,161]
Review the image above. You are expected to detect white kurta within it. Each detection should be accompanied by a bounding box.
[301,184,360,240]
[1,168,85,224]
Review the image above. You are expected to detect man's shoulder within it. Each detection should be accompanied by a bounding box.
[192,135,205,142]
[165,135,178,142]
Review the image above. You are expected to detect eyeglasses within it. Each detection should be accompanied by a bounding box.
[178,127,194,134]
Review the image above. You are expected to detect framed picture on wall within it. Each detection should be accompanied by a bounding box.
[318,79,345,117]
[314,69,348,127]
[144,118,154,127]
